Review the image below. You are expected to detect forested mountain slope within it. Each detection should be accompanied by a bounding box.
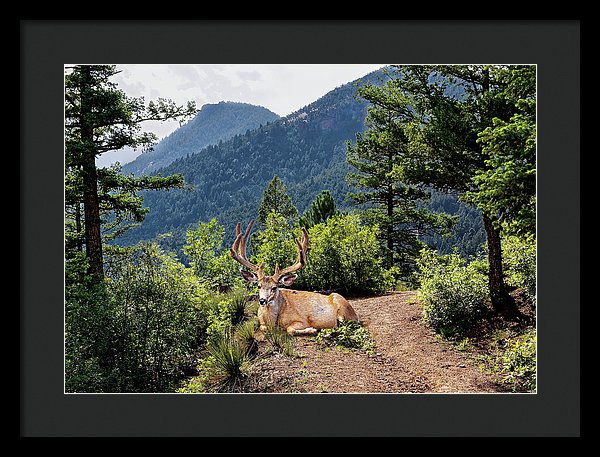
[117,70,385,248]
[117,68,484,257]
[122,101,280,176]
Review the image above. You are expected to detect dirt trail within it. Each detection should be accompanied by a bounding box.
[247,291,503,393]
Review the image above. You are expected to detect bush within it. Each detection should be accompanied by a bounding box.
[204,325,255,392]
[296,213,394,295]
[500,329,537,392]
[183,218,244,291]
[502,234,536,304]
[250,211,298,276]
[416,248,489,337]
[198,287,251,342]
[65,264,116,392]
[101,243,204,392]
[316,319,375,353]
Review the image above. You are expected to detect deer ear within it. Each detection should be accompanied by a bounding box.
[240,269,259,283]
[278,274,297,287]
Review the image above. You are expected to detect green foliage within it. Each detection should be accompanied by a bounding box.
[65,261,116,392]
[499,329,537,392]
[347,79,456,272]
[478,329,537,393]
[197,287,250,342]
[502,234,537,303]
[65,243,206,392]
[183,218,242,290]
[416,248,489,337]
[388,65,535,313]
[102,243,203,392]
[467,67,537,237]
[295,213,394,295]
[298,190,339,229]
[251,211,298,275]
[234,319,260,356]
[204,326,254,392]
[257,175,298,225]
[264,323,296,357]
[316,319,375,353]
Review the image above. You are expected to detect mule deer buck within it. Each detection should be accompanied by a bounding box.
[230,220,359,335]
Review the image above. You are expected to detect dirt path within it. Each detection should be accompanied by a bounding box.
[246,291,503,393]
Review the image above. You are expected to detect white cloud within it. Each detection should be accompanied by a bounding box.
[113,63,385,117]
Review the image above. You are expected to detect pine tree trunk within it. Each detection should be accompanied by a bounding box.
[386,184,394,267]
[82,157,103,280]
[80,67,104,281]
[482,213,516,314]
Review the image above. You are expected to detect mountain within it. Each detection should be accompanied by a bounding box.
[116,67,485,258]
[116,69,386,250]
[122,101,280,176]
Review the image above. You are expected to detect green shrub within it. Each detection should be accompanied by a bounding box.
[234,319,259,357]
[416,248,489,337]
[296,213,394,295]
[316,319,375,353]
[65,264,116,392]
[199,287,251,341]
[502,234,536,303]
[250,211,298,276]
[500,329,537,392]
[183,218,245,290]
[101,243,204,392]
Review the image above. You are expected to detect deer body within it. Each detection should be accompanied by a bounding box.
[230,220,360,335]
[258,288,359,335]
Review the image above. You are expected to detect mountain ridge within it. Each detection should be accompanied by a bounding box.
[117,68,388,249]
[122,101,280,176]
[115,67,485,259]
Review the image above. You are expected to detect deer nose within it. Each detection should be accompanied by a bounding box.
[259,298,267,306]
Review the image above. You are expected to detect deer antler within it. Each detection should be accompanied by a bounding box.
[230,220,262,274]
[274,227,310,279]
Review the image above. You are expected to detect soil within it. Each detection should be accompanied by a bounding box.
[238,290,534,394]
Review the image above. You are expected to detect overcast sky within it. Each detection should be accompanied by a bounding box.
[96,64,386,167]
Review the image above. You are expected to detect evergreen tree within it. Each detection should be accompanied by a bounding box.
[65,65,196,280]
[347,83,455,272]
[388,64,536,314]
[466,66,536,237]
[257,175,298,225]
[298,190,339,229]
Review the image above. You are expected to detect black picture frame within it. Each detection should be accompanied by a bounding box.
[21,19,580,437]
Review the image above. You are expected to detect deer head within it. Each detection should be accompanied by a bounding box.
[230,220,310,307]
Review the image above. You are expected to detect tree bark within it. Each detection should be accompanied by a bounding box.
[482,213,516,314]
[82,157,103,280]
[80,67,104,281]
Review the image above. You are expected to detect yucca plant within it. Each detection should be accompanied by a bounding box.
[264,323,296,357]
[234,318,259,357]
[206,326,251,391]
[227,287,249,326]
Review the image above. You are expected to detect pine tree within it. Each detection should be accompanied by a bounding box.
[65,65,196,280]
[257,175,298,225]
[298,190,339,229]
[389,64,536,314]
[347,82,455,272]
